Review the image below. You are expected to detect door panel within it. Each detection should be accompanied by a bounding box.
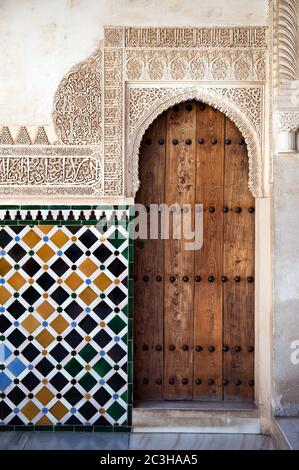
[134,101,255,402]
[134,113,166,400]
[193,104,225,400]
[164,103,196,400]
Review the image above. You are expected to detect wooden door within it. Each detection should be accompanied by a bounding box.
[134,101,255,402]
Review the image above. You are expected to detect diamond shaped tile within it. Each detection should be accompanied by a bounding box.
[50,258,69,277]
[7,300,26,319]
[21,314,40,334]
[64,301,83,320]
[78,373,97,392]
[93,301,113,320]
[78,316,97,335]
[22,230,41,249]
[93,273,112,291]
[93,358,112,377]
[35,330,55,348]
[50,314,69,334]
[78,259,97,277]
[36,386,54,406]
[79,230,98,249]
[21,401,40,421]
[63,386,83,406]
[22,286,40,305]
[0,229,12,248]
[50,286,69,305]
[108,316,126,335]
[64,244,83,263]
[107,286,126,305]
[79,287,98,305]
[0,286,12,304]
[107,401,126,421]
[7,272,26,290]
[8,244,27,262]
[79,343,97,363]
[36,245,55,262]
[50,230,69,249]
[93,245,112,262]
[64,358,83,377]
[0,258,12,276]
[36,272,55,291]
[65,272,84,290]
[36,301,56,320]
[21,258,41,277]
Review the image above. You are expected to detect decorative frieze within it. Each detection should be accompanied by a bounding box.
[125,50,266,82]
[0,127,53,146]
[125,27,268,49]
[0,147,103,196]
[275,0,298,82]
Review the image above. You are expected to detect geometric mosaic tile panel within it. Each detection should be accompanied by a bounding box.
[0,211,130,428]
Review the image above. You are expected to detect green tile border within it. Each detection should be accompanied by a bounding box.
[0,425,131,432]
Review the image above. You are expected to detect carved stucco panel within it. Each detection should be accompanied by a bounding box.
[126,86,264,198]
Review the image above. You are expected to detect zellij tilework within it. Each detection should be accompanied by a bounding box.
[0,207,131,429]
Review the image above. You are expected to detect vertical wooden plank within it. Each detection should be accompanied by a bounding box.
[193,103,225,400]
[223,117,255,401]
[134,113,166,400]
[164,102,196,400]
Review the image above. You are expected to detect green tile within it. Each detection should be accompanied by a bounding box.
[53,426,74,432]
[93,358,112,377]
[79,344,97,362]
[108,316,126,335]
[128,340,133,362]
[114,426,131,433]
[94,426,114,432]
[78,372,97,392]
[128,361,133,384]
[15,425,34,432]
[64,358,83,377]
[107,402,126,421]
[74,426,93,432]
[0,426,14,432]
[34,426,54,431]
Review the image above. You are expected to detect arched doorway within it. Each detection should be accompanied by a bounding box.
[134,100,255,402]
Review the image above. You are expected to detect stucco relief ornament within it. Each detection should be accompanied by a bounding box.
[127,86,264,198]
[53,46,103,145]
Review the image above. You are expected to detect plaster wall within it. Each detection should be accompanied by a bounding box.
[0,0,268,124]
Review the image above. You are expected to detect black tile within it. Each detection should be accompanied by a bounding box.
[7,244,26,262]
[7,387,26,406]
[0,230,12,248]
[93,329,112,348]
[79,230,98,249]
[21,343,40,362]
[7,300,26,319]
[0,401,13,419]
[64,301,83,320]
[22,286,40,305]
[50,286,69,305]
[107,258,126,277]
[21,258,41,277]
[50,258,69,277]
[63,387,83,406]
[36,272,55,291]
[107,373,126,392]
[50,343,69,362]
[21,372,40,391]
[64,244,83,263]
[93,387,111,406]
[108,344,126,363]
[93,245,112,262]
[78,316,97,334]
[93,301,113,320]
[7,329,26,348]
[0,315,12,333]
[35,357,55,376]
[64,330,83,349]
[108,287,126,305]
[7,415,25,425]
[50,372,68,391]
[65,415,81,425]
[93,416,111,426]
[78,401,97,420]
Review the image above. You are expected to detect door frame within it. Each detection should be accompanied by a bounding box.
[131,99,273,434]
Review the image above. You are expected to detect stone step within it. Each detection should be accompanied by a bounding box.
[133,403,260,434]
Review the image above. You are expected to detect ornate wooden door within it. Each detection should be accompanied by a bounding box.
[134,101,255,402]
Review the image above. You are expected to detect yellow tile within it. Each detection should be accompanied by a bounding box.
[38,226,53,235]
[36,301,55,319]
[79,259,97,277]
[36,415,52,425]
[21,314,40,334]
[36,329,55,348]
[79,287,98,305]
[36,245,55,262]
[50,315,69,334]
[22,229,41,248]
[7,272,26,290]
[93,273,112,291]
[49,402,68,420]
[21,401,40,421]
[36,387,54,406]
[64,272,84,291]
[0,286,12,303]
[0,258,12,276]
[50,229,69,248]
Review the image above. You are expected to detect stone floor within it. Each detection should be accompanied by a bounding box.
[275,417,299,450]
[0,432,275,450]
